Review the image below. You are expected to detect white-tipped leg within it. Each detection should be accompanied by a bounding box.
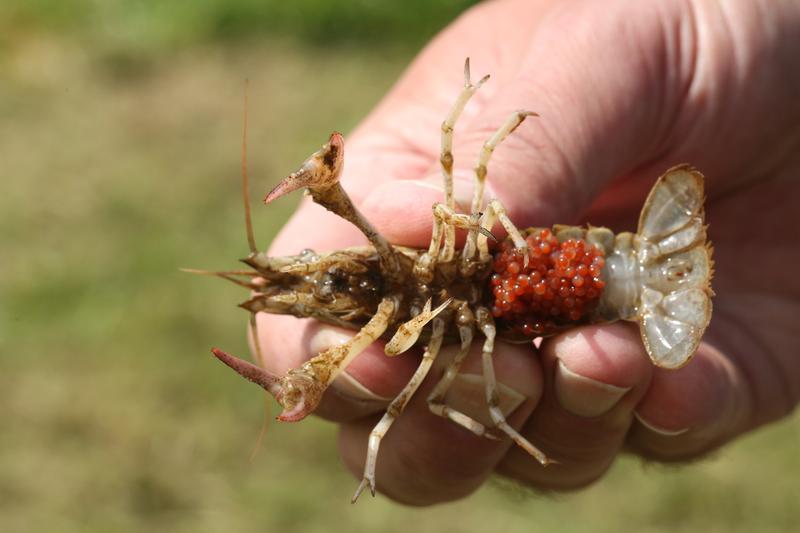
[441,59,490,211]
[471,111,538,216]
[488,199,528,250]
[426,305,499,439]
[475,307,552,465]
[352,318,445,504]
[462,111,538,266]
[434,58,489,266]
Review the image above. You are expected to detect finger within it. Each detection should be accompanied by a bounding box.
[338,340,543,506]
[497,323,653,490]
[627,341,752,461]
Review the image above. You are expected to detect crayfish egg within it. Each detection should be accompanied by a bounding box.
[491,229,606,336]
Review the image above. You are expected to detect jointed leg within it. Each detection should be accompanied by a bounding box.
[461,111,538,266]
[278,251,369,275]
[440,58,490,213]
[420,58,489,271]
[352,318,446,503]
[213,297,399,423]
[436,204,484,265]
[475,307,552,465]
[415,204,483,281]
[475,199,529,264]
[431,204,482,254]
[240,292,368,327]
[471,111,538,216]
[427,305,499,439]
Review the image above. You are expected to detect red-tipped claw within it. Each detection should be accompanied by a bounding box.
[264,132,344,204]
[211,348,323,422]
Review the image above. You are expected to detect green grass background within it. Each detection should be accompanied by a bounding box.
[1,2,798,532]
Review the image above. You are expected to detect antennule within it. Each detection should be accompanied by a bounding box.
[179,267,260,289]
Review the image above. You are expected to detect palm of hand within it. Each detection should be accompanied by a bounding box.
[259,0,799,504]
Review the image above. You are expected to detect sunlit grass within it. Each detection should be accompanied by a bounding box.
[1,23,798,533]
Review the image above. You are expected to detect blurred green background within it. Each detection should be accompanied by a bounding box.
[1,1,797,532]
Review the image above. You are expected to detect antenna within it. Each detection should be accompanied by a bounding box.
[241,81,271,458]
[242,79,257,254]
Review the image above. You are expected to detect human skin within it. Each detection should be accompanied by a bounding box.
[256,0,800,505]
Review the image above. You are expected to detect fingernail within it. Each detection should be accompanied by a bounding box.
[634,412,690,436]
[309,327,390,403]
[333,371,392,402]
[554,360,631,417]
[445,373,526,427]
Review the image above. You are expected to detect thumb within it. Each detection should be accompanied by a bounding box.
[359,1,690,246]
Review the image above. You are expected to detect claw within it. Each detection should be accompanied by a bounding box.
[478,226,497,242]
[384,298,453,356]
[263,132,402,280]
[212,348,324,422]
[264,132,344,204]
[274,396,309,422]
[351,477,376,504]
[520,245,530,269]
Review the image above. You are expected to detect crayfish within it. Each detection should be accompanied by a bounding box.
[191,60,713,503]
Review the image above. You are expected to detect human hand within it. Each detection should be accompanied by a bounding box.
[257,0,800,505]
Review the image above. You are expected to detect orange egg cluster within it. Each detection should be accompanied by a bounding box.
[490,228,606,336]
